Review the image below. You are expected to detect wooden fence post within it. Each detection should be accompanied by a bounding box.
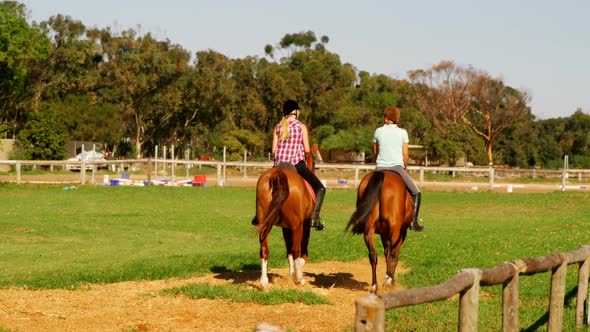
[459,268,481,332]
[419,167,424,188]
[146,158,152,186]
[488,167,494,191]
[577,254,589,326]
[81,159,86,185]
[171,144,175,183]
[503,262,522,332]
[16,161,21,184]
[548,253,568,331]
[217,162,223,186]
[354,294,385,332]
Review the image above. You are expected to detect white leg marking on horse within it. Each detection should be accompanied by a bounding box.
[288,254,294,277]
[295,257,305,285]
[384,275,393,286]
[260,259,269,289]
[370,284,377,293]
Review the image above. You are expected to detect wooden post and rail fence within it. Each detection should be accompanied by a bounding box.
[354,244,590,331]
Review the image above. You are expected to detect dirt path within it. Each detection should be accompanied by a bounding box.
[0,260,405,332]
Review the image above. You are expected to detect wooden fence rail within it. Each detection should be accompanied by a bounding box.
[355,244,590,332]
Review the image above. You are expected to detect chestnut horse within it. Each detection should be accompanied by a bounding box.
[254,155,315,290]
[346,170,414,293]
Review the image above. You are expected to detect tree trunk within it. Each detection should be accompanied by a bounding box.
[135,124,142,158]
[486,141,493,166]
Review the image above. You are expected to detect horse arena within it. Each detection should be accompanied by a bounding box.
[1,170,588,331]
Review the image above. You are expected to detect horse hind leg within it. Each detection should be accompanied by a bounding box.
[259,234,271,290]
[381,232,405,289]
[381,238,394,287]
[283,226,306,285]
[365,232,379,293]
[294,257,305,285]
[288,254,294,278]
[260,259,269,290]
[288,254,306,285]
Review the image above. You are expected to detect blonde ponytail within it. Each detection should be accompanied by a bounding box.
[279,117,290,140]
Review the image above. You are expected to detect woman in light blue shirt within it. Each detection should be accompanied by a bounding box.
[373,106,424,231]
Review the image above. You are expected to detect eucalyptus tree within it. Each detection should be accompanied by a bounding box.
[27,15,125,152]
[33,15,102,104]
[0,1,50,138]
[255,58,306,137]
[290,48,356,130]
[463,75,531,165]
[97,29,190,157]
[173,50,233,157]
[264,30,326,60]
[264,32,356,133]
[409,60,531,166]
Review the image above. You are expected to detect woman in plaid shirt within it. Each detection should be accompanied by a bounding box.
[272,99,326,230]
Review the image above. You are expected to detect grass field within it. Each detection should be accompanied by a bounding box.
[1,184,589,330]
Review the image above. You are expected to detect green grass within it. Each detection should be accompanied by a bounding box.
[1,184,589,330]
[161,282,329,305]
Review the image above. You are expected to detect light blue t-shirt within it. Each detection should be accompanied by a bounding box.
[373,124,409,168]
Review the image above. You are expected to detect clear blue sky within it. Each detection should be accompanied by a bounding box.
[20,0,590,119]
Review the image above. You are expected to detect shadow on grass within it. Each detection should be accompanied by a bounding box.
[521,285,579,331]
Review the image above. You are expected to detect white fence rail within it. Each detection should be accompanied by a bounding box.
[1,159,590,191]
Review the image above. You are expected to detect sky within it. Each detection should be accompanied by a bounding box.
[19,0,590,120]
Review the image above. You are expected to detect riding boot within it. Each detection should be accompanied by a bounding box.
[410,192,425,232]
[310,188,326,230]
[251,216,258,226]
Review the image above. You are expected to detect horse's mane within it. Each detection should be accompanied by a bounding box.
[346,171,384,234]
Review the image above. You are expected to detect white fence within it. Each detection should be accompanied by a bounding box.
[1,159,590,191]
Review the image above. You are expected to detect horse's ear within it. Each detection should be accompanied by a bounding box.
[305,152,315,173]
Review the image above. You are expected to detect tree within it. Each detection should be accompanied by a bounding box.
[264,31,328,60]
[463,76,531,165]
[172,50,233,156]
[34,15,102,104]
[409,61,531,165]
[0,1,50,138]
[97,29,190,157]
[408,61,478,136]
[13,108,66,160]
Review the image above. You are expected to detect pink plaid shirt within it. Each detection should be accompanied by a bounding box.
[274,119,305,166]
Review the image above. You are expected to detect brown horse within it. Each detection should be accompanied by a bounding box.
[254,156,315,290]
[346,170,414,293]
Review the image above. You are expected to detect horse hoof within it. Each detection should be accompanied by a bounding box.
[370,285,378,293]
[260,277,269,290]
[384,276,393,286]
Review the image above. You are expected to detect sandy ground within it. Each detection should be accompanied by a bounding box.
[0,260,404,332]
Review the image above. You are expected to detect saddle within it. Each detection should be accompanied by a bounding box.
[276,162,316,202]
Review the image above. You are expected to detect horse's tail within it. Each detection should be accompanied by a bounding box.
[257,168,289,239]
[346,171,384,234]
